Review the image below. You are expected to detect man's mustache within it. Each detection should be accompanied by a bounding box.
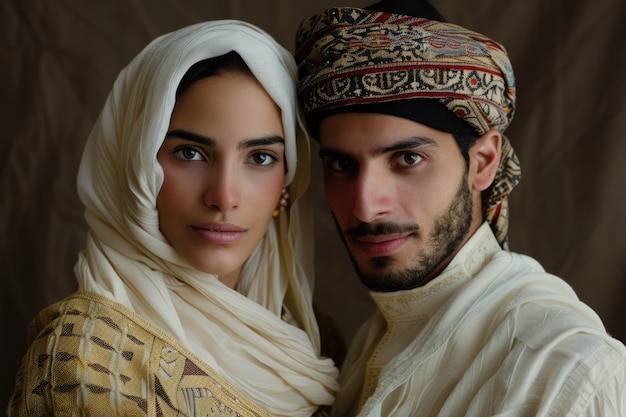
[344,221,420,238]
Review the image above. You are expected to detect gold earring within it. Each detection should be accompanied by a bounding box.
[272,188,289,218]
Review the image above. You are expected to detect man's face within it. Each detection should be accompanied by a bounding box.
[319,112,479,291]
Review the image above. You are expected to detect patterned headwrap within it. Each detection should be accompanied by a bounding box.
[295,0,521,248]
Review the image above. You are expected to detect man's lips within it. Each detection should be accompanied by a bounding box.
[349,234,411,257]
[191,223,246,244]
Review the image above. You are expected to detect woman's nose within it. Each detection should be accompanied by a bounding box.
[203,164,241,212]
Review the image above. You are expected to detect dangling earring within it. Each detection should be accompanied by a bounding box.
[273,188,289,218]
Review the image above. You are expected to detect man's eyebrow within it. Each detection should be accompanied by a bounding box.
[165,130,284,149]
[319,136,437,158]
[165,129,215,146]
[318,147,348,159]
[374,137,438,155]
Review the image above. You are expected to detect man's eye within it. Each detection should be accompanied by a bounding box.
[329,158,358,172]
[394,152,423,167]
[248,152,277,166]
[174,146,204,161]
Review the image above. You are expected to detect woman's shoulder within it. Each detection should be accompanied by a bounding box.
[25,291,122,338]
[9,291,277,417]
[9,292,159,415]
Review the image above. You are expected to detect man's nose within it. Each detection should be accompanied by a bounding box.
[352,165,393,223]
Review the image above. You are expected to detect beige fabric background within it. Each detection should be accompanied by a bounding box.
[2,0,625,410]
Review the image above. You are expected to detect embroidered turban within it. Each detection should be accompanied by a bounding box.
[295,0,521,248]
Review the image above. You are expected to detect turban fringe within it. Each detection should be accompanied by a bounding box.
[296,7,521,248]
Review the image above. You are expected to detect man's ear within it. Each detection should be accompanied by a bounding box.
[470,128,501,192]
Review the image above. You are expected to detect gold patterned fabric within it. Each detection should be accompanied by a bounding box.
[295,6,521,248]
[8,292,277,417]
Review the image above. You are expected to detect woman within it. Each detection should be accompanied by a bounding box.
[8,20,339,417]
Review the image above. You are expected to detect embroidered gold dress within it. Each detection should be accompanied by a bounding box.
[10,292,278,417]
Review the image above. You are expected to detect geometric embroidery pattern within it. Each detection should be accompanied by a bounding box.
[8,292,276,417]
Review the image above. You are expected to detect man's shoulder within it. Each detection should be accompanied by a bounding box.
[468,246,624,355]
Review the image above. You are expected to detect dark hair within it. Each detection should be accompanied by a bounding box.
[453,133,477,169]
[176,51,252,99]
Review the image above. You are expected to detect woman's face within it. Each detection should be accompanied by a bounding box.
[157,72,286,288]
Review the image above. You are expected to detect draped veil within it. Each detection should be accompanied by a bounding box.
[74,20,338,416]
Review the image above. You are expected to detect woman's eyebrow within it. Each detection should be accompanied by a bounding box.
[238,135,285,150]
[165,129,215,146]
[165,130,284,150]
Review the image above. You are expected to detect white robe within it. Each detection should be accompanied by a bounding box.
[334,223,626,417]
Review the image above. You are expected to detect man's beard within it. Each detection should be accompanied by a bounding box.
[337,173,473,292]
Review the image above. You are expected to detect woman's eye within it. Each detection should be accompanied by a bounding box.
[394,152,423,167]
[174,146,204,161]
[248,152,277,166]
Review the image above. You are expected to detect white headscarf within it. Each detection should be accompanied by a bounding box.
[74,20,338,416]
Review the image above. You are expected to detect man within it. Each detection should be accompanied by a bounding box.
[295,0,626,416]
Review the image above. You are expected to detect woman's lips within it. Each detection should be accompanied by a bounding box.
[191,223,246,244]
[350,234,411,257]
